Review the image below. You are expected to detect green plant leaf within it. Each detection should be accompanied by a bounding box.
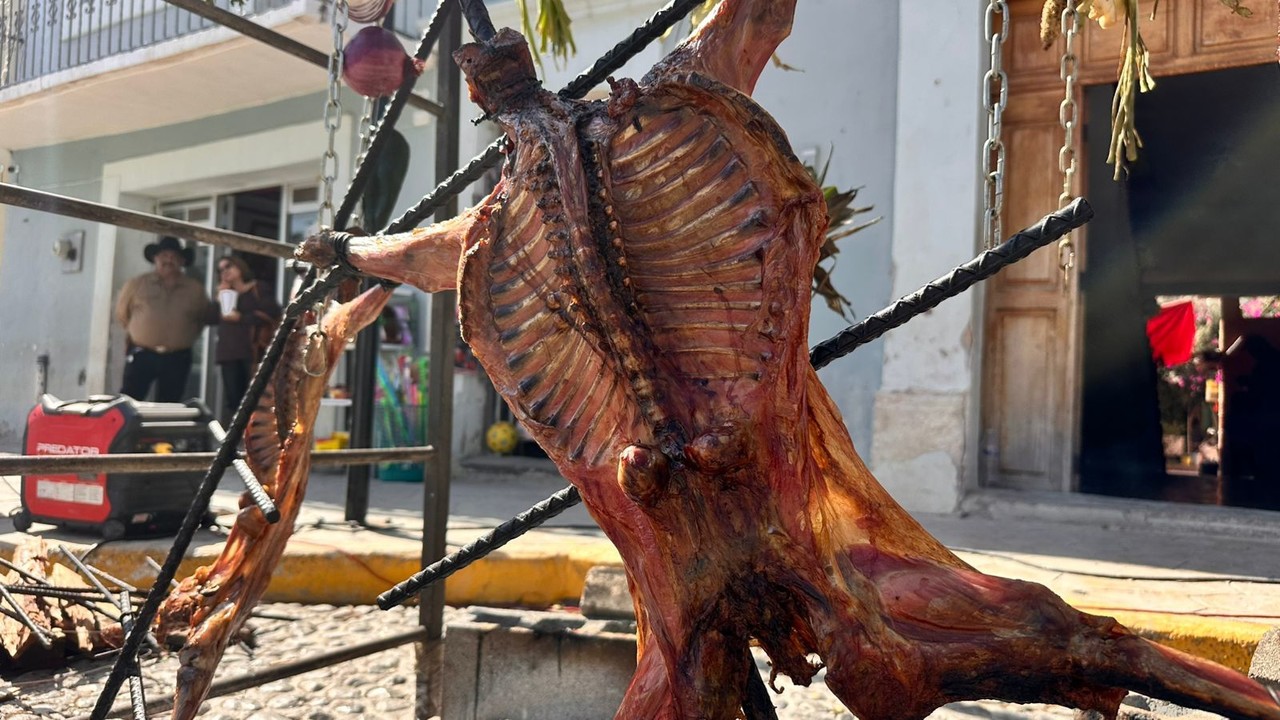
[362,129,411,232]
[803,154,880,321]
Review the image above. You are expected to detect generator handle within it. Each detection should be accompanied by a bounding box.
[207,421,281,524]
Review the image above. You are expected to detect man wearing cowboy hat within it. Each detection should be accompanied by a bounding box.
[115,236,220,402]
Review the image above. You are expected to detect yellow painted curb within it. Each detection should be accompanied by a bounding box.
[8,533,1268,675]
[35,534,624,609]
[1100,608,1270,674]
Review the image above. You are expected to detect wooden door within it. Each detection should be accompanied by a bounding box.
[982,0,1277,492]
[981,85,1079,491]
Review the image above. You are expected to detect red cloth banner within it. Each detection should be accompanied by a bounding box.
[1146,299,1196,367]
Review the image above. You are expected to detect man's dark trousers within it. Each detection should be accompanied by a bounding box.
[121,347,193,403]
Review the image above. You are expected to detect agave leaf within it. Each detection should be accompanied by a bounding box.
[804,154,879,321]
[361,129,410,232]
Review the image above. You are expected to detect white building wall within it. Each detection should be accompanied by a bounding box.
[0,91,440,451]
[870,0,986,513]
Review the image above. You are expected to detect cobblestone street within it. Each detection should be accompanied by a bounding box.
[0,602,1083,720]
[1,604,434,720]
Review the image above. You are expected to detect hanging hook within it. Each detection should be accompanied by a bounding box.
[303,329,330,377]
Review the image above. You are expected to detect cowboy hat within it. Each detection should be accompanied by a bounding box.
[144,236,195,265]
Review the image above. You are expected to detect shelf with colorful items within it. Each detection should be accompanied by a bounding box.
[316,288,426,449]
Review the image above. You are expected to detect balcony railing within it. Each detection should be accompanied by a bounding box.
[0,0,438,92]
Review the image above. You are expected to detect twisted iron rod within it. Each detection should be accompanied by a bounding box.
[377,484,582,608]
[385,139,503,234]
[0,560,125,621]
[809,197,1093,370]
[0,581,53,648]
[57,545,119,609]
[119,592,149,720]
[458,0,495,42]
[209,419,279,523]
[560,0,707,100]
[377,198,1096,609]
[744,659,780,720]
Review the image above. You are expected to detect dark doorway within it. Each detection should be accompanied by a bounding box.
[208,187,283,422]
[1078,62,1280,510]
[226,186,282,299]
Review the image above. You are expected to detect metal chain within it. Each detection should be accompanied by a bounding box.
[355,97,375,166]
[1057,1,1080,280]
[319,0,349,229]
[350,97,375,228]
[981,0,1009,250]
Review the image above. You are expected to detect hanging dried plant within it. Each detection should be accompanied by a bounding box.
[1040,0,1066,48]
[515,0,577,71]
[1050,0,1251,179]
[1104,0,1154,180]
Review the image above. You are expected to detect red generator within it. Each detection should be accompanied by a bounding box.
[15,394,214,540]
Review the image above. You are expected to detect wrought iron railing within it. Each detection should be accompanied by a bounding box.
[0,0,439,92]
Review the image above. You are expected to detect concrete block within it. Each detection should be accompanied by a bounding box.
[580,565,637,621]
[1249,627,1280,691]
[443,607,637,720]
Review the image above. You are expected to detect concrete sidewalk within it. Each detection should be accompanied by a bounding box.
[3,456,1280,673]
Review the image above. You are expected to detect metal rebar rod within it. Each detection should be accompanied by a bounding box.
[809,197,1093,370]
[3,583,101,596]
[0,581,53,649]
[0,569,125,623]
[559,0,706,100]
[377,483,581,609]
[77,627,430,720]
[208,420,280,523]
[377,199,1097,608]
[457,0,494,41]
[87,566,139,594]
[2,584,124,620]
[119,592,148,720]
[0,183,296,258]
[0,558,45,586]
[159,0,445,116]
[91,272,347,720]
[57,545,118,608]
[0,445,435,474]
[332,0,457,229]
[143,556,180,590]
[382,0,709,234]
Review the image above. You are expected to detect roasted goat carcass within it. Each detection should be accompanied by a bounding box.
[302,2,1280,718]
[154,282,392,720]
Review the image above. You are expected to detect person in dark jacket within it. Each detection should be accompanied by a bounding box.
[215,255,282,418]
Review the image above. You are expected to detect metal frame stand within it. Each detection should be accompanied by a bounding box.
[0,1,1100,718]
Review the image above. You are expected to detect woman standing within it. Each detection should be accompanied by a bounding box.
[215,255,282,418]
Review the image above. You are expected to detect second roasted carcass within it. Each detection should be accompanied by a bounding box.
[302,2,1280,718]
[154,281,392,719]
